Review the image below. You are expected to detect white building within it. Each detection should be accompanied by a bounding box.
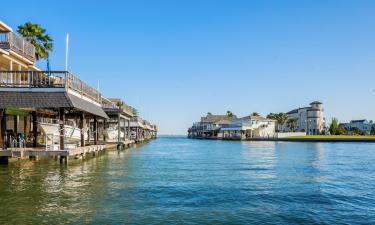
[341,120,373,135]
[285,101,325,135]
[220,115,276,139]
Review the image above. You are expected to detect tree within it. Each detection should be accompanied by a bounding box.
[350,127,361,135]
[251,112,260,116]
[266,113,276,120]
[207,112,212,116]
[226,111,234,117]
[329,118,346,135]
[276,113,288,132]
[17,22,53,60]
[266,112,288,131]
[371,124,375,135]
[286,118,298,132]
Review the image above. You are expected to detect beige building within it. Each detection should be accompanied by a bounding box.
[0,21,38,72]
[285,101,325,135]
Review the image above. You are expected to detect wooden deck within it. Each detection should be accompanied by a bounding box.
[0,145,105,158]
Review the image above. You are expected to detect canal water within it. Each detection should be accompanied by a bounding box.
[0,137,375,224]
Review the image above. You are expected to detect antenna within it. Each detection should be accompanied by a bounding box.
[65,33,69,71]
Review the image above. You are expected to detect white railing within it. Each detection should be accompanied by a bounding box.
[0,32,36,62]
[0,71,102,104]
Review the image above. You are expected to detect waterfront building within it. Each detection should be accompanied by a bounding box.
[0,21,109,151]
[188,113,237,138]
[220,115,276,140]
[284,101,326,135]
[340,120,373,135]
[0,20,157,162]
[102,98,134,141]
[130,117,157,142]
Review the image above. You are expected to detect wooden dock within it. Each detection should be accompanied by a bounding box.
[0,145,106,164]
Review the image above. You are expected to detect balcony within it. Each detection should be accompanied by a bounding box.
[0,71,102,104]
[0,32,36,62]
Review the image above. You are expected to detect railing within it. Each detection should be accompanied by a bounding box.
[0,32,36,62]
[0,71,102,104]
[122,104,135,116]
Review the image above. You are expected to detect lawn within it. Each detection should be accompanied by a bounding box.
[285,135,375,139]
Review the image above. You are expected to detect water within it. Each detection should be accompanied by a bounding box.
[1,137,375,224]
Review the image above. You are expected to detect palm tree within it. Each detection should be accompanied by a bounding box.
[276,112,288,132]
[267,112,288,131]
[286,118,298,132]
[17,22,53,60]
[251,112,260,116]
[226,111,234,117]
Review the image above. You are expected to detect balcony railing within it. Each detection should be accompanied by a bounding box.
[0,32,36,62]
[0,71,102,104]
[122,104,135,117]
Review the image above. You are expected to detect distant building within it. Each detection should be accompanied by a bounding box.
[340,120,373,135]
[284,101,325,135]
[220,115,276,139]
[188,114,237,138]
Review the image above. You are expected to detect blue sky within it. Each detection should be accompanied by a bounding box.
[2,0,375,134]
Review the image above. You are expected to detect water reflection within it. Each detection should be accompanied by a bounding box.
[0,138,375,224]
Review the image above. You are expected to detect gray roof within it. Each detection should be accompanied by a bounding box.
[201,114,237,123]
[286,109,299,114]
[0,91,108,119]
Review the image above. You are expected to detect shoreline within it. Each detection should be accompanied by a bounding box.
[188,136,375,143]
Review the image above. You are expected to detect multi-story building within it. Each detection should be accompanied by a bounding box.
[188,114,237,138]
[220,115,276,139]
[285,101,325,135]
[341,120,373,135]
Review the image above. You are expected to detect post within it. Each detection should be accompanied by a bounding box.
[59,108,65,150]
[32,111,37,148]
[80,112,85,147]
[1,109,7,150]
[117,114,121,144]
[127,120,130,140]
[87,118,90,143]
[103,119,106,141]
[94,116,98,145]
[14,115,18,136]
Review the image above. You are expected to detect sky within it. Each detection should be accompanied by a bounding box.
[1,0,375,135]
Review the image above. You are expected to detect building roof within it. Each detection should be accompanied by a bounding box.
[238,115,272,121]
[215,119,233,125]
[0,21,13,32]
[286,109,299,114]
[350,119,367,123]
[0,91,109,119]
[310,101,322,105]
[201,114,237,123]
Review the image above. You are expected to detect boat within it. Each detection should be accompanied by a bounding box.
[37,118,84,141]
[103,125,124,142]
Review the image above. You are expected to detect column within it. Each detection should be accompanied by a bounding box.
[80,112,85,147]
[14,115,18,135]
[117,114,121,144]
[32,111,37,147]
[87,118,90,143]
[127,120,130,140]
[94,116,98,145]
[1,109,7,150]
[59,108,65,150]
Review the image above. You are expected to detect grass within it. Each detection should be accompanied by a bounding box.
[286,135,375,139]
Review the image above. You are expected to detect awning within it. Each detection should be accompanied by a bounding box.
[0,91,109,119]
